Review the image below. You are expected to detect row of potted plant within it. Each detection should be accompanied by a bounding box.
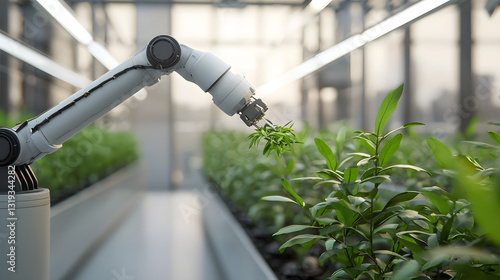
[202,84,500,279]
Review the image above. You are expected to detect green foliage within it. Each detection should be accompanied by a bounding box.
[260,84,496,279]
[1,111,139,203]
[202,85,500,280]
[32,126,139,202]
[374,84,404,135]
[427,127,500,250]
[248,121,301,157]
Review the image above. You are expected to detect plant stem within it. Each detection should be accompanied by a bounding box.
[371,135,382,275]
[343,229,356,268]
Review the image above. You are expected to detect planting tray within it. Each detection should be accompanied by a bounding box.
[202,185,278,280]
[50,163,146,280]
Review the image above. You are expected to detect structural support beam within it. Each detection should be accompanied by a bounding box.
[403,27,412,124]
[360,0,367,130]
[0,0,9,114]
[21,4,51,114]
[459,0,473,132]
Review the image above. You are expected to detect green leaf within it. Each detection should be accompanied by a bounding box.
[291,177,323,182]
[337,156,355,169]
[379,134,402,166]
[319,249,343,266]
[383,191,420,210]
[347,152,372,158]
[278,234,324,253]
[355,136,376,155]
[488,131,500,145]
[380,164,431,176]
[456,172,500,247]
[382,122,425,140]
[315,217,339,224]
[356,157,372,166]
[286,158,295,174]
[325,239,336,250]
[465,115,479,138]
[426,138,454,169]
[360,175,390,184]
[317,169,344,182]
[261,195,297,204]
[391,260,420,280]
[314,180,342,189]
[375,83,404,135]
[328,268,349,279]
[281,179,305,207]
[464,141,496,149]
[421,255,448,271]
[343,166,359,183]
[397,235,424,255]
[345,227,369,240]
[439,215,454,243]
[398,211,430,224]
[374,250,409,261]
[315,138,337,170]
[273,225,319,236]
[332,199,356,227]
[373,223,399,234]
[320,223,344,235]
[421,187,450,214]
[396,230,434,238]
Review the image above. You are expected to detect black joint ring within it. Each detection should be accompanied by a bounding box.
[0,127,20,167]
[146,35,182,69]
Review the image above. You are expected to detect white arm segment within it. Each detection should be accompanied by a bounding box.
[0,35,267,167]
[12,46,168,165]
[175,45,256,116]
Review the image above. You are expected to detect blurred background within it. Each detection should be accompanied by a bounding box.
[1,0,500,279]
[1,0,500,190]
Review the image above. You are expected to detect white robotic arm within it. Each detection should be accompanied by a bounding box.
[0,35,268,190]
[1,35,268,166]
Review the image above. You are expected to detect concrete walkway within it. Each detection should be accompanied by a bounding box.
[69,191,224,280]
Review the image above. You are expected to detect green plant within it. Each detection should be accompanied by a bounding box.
[262,84,490,279]
[2,110,139,203]
[407,124,500,279]
[32,125,139,203]
[248,121,301,157]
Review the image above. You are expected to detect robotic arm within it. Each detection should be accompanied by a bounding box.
[0,35,269,190]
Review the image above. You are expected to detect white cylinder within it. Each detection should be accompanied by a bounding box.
[0,189,50,280]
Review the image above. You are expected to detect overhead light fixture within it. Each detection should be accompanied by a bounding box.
[36,0,93,46]
[258,0,453,95]
[308,0,332,13]
[87,41,119,69]
[35,0,146,98]
[275,0,332,44]
[0,32,91,88]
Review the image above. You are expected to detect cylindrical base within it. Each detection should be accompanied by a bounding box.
[0,188,50,280]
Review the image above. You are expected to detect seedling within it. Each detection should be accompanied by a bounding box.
[248,121,301,157]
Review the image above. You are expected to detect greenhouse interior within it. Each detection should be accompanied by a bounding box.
[1,0,500,279]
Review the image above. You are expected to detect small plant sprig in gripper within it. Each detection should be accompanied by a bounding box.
[247,120,301,157]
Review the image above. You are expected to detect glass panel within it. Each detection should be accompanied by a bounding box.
[410,5,459,134]
[472,1,500,128]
